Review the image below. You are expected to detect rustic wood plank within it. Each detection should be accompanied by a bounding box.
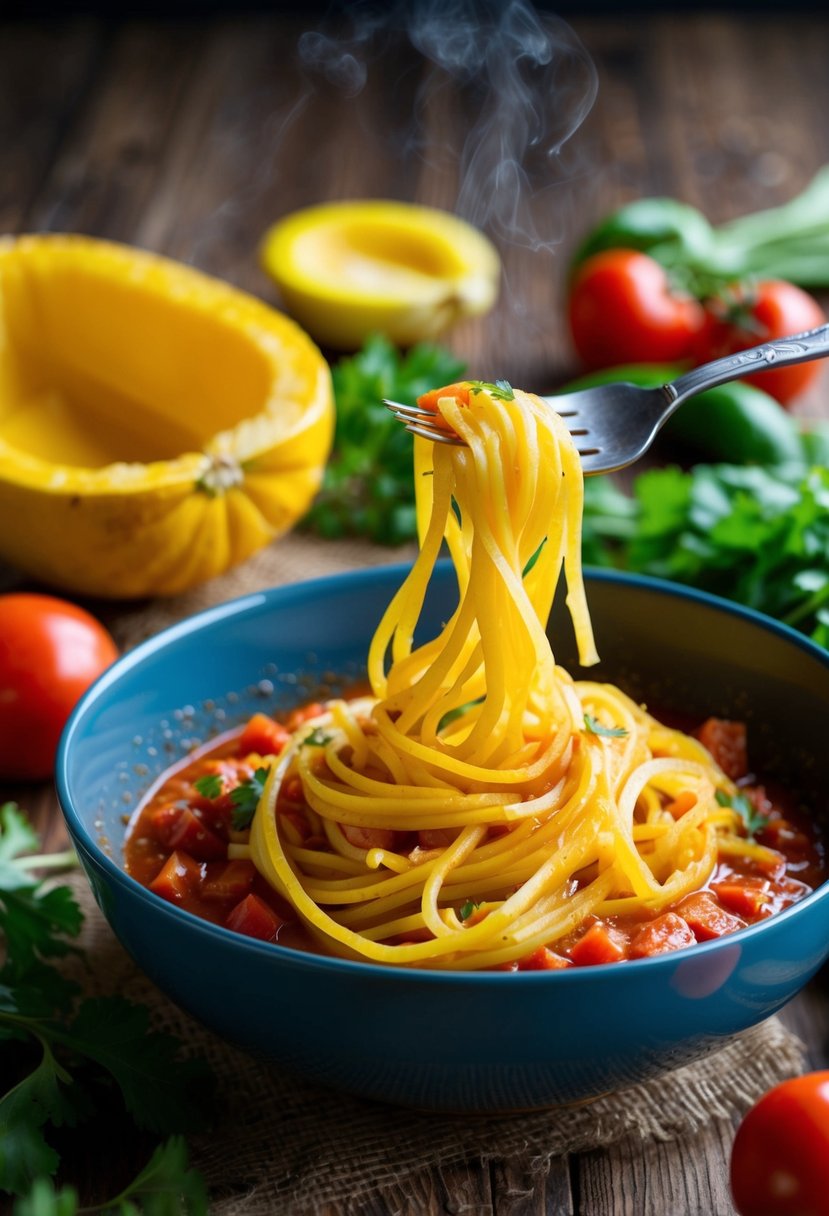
[24,21,205,240]
[577,1118,735,1216]
[779,983,829,1072]
[491,1157,574,1215]
[315,1157,494,1215]
[134,18,426,295]
[0,19,104,233]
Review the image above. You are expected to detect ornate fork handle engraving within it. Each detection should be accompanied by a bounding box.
[666,323,829,407]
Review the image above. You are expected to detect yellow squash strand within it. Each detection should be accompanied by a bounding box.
[249,383,740,968]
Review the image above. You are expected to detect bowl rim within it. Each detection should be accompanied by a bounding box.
[56,562,829,986]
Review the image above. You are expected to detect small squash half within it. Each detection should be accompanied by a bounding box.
[0,235,333,598]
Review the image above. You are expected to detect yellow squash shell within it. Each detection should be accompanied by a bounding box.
[260,200,500,350]
[0,235,333,598]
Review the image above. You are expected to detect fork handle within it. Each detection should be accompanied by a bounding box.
[666,322,829,406]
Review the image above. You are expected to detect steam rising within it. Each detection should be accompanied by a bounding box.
[296,0,598,253]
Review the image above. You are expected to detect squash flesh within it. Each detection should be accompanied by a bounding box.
[0,242,275,465]
[0,236,333,597]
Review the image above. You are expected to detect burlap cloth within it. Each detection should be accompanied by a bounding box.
[78,532,805,1214]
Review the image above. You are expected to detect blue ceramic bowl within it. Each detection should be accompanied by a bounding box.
[57,565,829,1113]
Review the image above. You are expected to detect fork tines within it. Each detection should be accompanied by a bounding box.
[383,399,464,446]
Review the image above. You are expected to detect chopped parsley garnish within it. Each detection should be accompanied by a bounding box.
[459,899,483,921]
[583,713,628,739]
[522,537,547,577]
[715,788,769,840]
[303,727,333,747]
[438,697,484,732]
[229,767,270,830]
[193,773,223,800]
[468,379,515,401]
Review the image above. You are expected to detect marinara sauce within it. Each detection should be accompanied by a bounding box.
[124,708,827,968]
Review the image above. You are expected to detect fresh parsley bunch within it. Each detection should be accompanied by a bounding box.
[583,462,829,646]
[303,333,466,545]
[0,803,210,1214]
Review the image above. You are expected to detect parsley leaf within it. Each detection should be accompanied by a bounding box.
[57,998,212,1135]
[303,727,332,747]
[302,334,466,545]
[715,788,770,840]
[0,804,83,977]
[468,379,515,401]
[193,773,223,800]
[14,1136,207,1216]
[0,1042,74,1194]
[0,805,213,1202]
[582,463,829,645]
[583,713,628,739]
[459,899,482,921]
[229,767,270,831]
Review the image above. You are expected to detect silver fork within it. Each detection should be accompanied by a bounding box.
[385,323,829,474]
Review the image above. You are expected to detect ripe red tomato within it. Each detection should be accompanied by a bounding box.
[695,279,826,405]
[0,593,118,780]
[567,249,706,369]
[730,1071,829,1216]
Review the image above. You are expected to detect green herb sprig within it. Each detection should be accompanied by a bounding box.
[303,334,466,544]
[468,379,515,401]
[582,462,829,646]
[0,803,211,1209]
[715,788,770,840]
[229,768,270,831]
[195,768,270,832]
[583,713,628,739]
[303,727,333,748]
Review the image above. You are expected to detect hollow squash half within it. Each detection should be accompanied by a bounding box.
[0,235,333,598]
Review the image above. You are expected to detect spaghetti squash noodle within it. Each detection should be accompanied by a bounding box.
[233,380,775,968]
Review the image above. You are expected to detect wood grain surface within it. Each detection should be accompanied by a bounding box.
[2,8,829,1214]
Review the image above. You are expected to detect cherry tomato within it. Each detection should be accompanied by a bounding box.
[567,249,706,369]
[730,1071,829,1216]
[0,593,118,780]
[695,279,826,405]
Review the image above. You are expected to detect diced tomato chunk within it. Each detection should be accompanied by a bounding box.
[569,920,629,966]
[148,802,184,847]
[238,713,291,758]
[416,382,472,412]
[418,828,457,850]
[517,946,572,971]
[665,791,697,819]
[285,702,325,731]
[676,892,747,941]
[340,823,399,851]
[280,775,305,805]
[771,875,813,908]
[629,912,696,959]
[710,878,769,919]
[695,718,748,781]
[225,893,284,941]
[279,811,312,846]
[149,851,203,904]
[201,859,256,903]
[758,818,812,855]
[167,807,227,861]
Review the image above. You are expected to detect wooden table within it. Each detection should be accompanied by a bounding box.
[3,8,829,1213]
